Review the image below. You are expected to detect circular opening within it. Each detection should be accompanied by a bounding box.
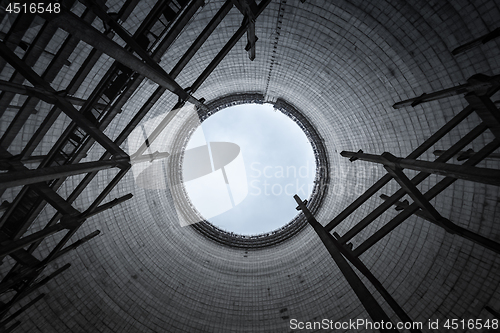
[182,103,316,235]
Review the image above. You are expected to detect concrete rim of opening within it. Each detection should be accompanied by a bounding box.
[167,93,329,249]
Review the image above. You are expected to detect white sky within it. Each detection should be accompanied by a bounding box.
[183,103,316,235]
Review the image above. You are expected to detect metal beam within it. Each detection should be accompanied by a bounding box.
[51,230,100,261]
[133,100,187,156]
[37,166,131,266]
[380,195,500,255]
[336,123,487,244]
[0,3,152,242]
[330,232,421,332]
[131,151,170,163]
[231,0,259,60]
[190,0,272,91]
[381,164,456,233]
[0,80,108,109]
[1,321,21,333]
[0,158,129,189]
[324,105,476,232]
[134,0,269,157]
[0,231,99,295]
[434,149,500,160]
[341,150,500,186]
[0,41,129,157]
[452,27,500,55]
[353,139,500,256]
[80,0,175,80]
[465,93,500,139]
[0,294,45,327]
[0,264,71,318]
[21,84,156,250]
[150,0,205,61]
[170,0,233,77]
[231,0,258,18]
[0,148,81,224]
[294,195,397,332]
[0,220,77,258]
[84,193,133,218]
[392,74,500,109]
[116,0,141,20]
[245,19,257,60]
[40,7,206,109]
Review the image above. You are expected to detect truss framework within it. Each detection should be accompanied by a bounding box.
[296,69,500,331]
[0,0,269,329]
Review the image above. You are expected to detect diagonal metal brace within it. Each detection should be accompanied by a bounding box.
[380,153,456,234]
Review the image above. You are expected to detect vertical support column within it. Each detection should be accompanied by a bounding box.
[294,195,398,332]
[329,231,422,333]
[231,0,259,60]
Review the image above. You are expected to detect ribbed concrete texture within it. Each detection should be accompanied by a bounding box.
[1,0,500,332]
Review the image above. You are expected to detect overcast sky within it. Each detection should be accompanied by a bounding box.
[184,103,316,235]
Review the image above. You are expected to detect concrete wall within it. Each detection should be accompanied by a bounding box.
[1,0,499,332]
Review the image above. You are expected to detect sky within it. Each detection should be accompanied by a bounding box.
[183,103,316,235]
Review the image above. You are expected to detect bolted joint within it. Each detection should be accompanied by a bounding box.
[349,149,363,162]
[295,199,307,211]
[410,93,427,107]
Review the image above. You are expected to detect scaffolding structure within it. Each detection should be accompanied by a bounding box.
[0,0,269,330]
[296,62,500,331]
